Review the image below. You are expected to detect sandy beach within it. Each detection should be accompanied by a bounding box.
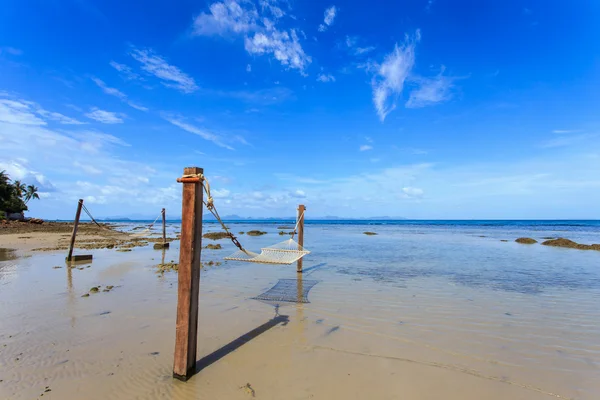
[1,221,599,399]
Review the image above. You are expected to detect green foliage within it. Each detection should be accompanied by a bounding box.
[0,170,31,214]
[0,210,6,221]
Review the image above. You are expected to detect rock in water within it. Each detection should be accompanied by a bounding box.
[541,238,600,251]
[515,237,537,244]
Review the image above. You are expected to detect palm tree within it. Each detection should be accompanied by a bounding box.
[24,185,40,204]
[13,180,26,198]
[0,170,8,185]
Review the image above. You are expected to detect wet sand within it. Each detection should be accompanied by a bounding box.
[1,224,599,399]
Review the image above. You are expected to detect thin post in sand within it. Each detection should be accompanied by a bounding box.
[66,199,92,262]
[297,204,305,273]
[173,167,204,381]
[154,208,170,249]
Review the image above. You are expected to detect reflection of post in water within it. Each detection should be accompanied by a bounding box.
[66,264,76,328]
[296,272,306,345]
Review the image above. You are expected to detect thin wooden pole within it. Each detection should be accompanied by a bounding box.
[162,208,167,244]
[297,204,305,273]
[173,167,204,381]
[66,199,83,262]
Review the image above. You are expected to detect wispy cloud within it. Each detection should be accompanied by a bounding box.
[0,98,85,125]
[552,129,581,134]
[130,48,199,93]
[425,0,435,12]
[402,186,424,199]
[245,29,311,73]
[345,35,375,56]
[85,108,126,124]
[317,73,335,82]
[246,63,252,72]
[109,61,141,81]
[192,0,311,74]
[541,133,596,148]
[192,0,259,36]
[0,99,46,125]
[359,144,373,151]
[91,77,126,100]
[91,77,148,112]
[318,5,337,32]
[0,46,23,56]
[370,31,420,121]
[161,113,235,150]
[406,67,455,108]
[35,108,86,125]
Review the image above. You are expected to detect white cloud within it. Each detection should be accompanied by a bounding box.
[212,188,231,198]
[402,186,424,199]
[35,108,86,125]
[290,189,306,198]
[245,29,311,72]
[318,5,337,32]
[192,1,310,75]
[192,0,259,36]
[0,160,55,192]
[109,61,141,81]
[360,145,373,151]
[74,161,102,174]
[0,98,84,125]
[345,35,375,56]
[365,136,373,143]
[161,113,235,150]
[0,47,23,56]
[370,31,420,122]
[85,108,125,124]
[0,99,46,125]
[127,102,149,112]
[91,77,149,112]
[540,133,596,148]
[552,129,580,134]
[324,6,337,25]
[246,63,252,72]
[317,73,335,82]
[91,77,127,100]
[406,68,455,108]
[130,48,199,93]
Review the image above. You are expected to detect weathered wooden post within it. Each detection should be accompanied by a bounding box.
[65,199,92,262]
[154,208,170,249]
[162,208,167,244]
[173,167,204,381]
[296,204,305,273]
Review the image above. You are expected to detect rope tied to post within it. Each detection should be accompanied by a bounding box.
[177,172,244,253]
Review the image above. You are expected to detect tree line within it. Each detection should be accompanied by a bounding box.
[0,170,40,219]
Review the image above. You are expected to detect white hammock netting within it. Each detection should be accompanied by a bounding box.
[224,238,310,265]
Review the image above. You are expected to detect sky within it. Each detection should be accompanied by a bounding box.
[1,0,600,220]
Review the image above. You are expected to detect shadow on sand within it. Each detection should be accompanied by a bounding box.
[195,314,289,374]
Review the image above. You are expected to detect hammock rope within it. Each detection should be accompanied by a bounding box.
[184,173,310,265]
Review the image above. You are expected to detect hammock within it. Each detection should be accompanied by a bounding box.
[224,238,310,265]
[179,172,311,265]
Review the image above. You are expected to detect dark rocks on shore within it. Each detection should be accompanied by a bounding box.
[246,230,267,236]
[363,232,378,236]
[202,232,230,240]
[542,238,600,251]
[515,237,537,244]
[205,243,222,250]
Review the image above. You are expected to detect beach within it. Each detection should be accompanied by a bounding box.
[1,221,599,399]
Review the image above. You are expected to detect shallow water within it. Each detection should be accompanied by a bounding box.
[1,223,599,399]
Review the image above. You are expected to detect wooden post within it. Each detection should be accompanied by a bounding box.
[173,167,204,381]
[154,208,170,249]
[162,208,167,244]
[296,204,305,273]
[66,199,83,262]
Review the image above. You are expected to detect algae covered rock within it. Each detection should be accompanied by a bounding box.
[515,237,537,244]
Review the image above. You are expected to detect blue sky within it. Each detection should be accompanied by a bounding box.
[1,0,600,219]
